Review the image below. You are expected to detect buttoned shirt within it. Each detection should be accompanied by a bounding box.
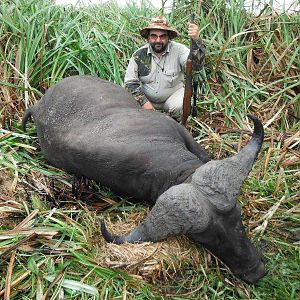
[124,39,205,106]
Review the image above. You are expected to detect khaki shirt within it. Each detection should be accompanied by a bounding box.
[124,40,205,106]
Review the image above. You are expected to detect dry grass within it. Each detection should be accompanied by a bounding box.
[96,213,204,282]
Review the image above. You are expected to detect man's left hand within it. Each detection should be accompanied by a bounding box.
[188,22,199,41]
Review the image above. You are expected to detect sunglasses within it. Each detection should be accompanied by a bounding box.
[149,33,168,40]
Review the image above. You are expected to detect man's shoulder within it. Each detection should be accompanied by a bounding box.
[133,44,149,57]
[132,44,151,73]
[169,41,188,51]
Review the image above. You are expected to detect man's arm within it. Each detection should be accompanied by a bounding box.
[124,57,154,109]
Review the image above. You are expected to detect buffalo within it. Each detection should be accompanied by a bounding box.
[22,75,265,283]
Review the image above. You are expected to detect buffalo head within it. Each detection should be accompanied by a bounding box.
[100,115,265,283]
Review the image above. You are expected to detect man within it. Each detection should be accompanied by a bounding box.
[124,16,205,121]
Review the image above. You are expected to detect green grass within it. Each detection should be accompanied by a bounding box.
[0,0,299,299]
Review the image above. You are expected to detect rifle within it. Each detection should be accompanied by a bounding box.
[181,14,195,127]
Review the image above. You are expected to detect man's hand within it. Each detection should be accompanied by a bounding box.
[142,101,155,110]
[188,22,199,41]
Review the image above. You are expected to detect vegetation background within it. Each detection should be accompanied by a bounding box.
[0,0,299,299]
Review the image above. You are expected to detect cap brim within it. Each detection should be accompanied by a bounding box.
[140,27,179,39]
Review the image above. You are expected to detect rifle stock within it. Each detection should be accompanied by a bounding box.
[181,59,193,127]
[181,13,195,127]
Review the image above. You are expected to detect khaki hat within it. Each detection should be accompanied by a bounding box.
[140,16,179,39]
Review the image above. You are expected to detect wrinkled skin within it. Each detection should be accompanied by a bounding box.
[23,75,265,284]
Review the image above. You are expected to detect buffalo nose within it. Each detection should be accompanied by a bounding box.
[242,260,265,284]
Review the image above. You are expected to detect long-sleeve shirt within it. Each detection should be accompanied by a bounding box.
[124,39,205,106]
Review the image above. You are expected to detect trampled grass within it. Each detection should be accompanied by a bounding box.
[0,0,299,299]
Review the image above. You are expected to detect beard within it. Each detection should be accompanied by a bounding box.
[150,42,168,53]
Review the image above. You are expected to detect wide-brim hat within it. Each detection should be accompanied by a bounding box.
[140,16,179,39]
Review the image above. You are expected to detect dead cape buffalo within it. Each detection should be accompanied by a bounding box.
[22,75,265,284]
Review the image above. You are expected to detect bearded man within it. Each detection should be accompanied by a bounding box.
[124,16,205,121]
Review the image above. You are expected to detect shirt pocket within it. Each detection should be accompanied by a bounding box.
[140,73,155,84]
[163,69,178,88]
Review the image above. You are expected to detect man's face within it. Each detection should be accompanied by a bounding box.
[148,29,169,54]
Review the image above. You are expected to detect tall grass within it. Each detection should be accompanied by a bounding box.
[0,0,299,299]
[1,0,299,124]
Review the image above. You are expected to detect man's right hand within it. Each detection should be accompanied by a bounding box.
[142,101,155,110]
